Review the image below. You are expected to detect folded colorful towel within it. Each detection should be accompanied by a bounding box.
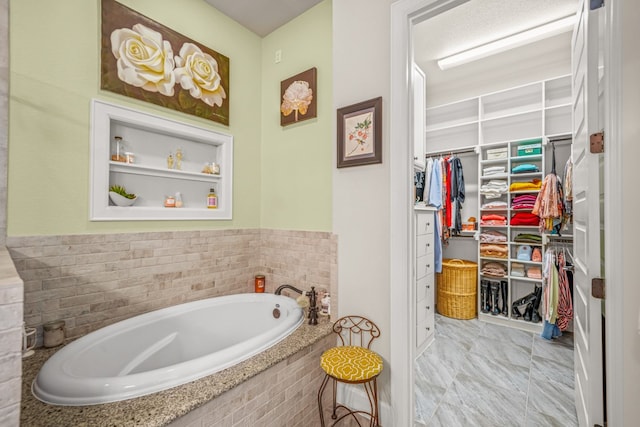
[511,164,540,174]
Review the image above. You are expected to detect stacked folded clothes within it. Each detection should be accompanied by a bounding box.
[509,178,542,192]
[510,212,540,226]
[511,262,525,277]
[481,214,507,226]
[481,262,507,277]
[480,243,508,258]
[513,233,542,244]
[480,230,507,243]
[481,200,508,210]
[482,166,506,176]
[480,180,508,199]
[511,164,540,174]
[511,194,537,210]
[527,266,542,279]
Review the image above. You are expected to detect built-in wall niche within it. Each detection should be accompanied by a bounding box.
[90,99,233,221]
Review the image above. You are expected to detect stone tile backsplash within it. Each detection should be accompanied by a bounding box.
[7,229,337,344]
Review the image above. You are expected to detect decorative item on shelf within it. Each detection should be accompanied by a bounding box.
[174,192,183,208]
[175,147,183,170]
[254,275,265,293]
[201,162,220,175]
[124,151,135,164]
[167,153,174,169]
[43,320,65,348]
[207,187,218,209]
[111,136,126,162]
[22,322,36,358]
[164,195,176,208]
[108,185,137,206]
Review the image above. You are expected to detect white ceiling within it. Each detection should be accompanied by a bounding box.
[204,0,323,37]
[203,0,579,102]
[414,0,579,102]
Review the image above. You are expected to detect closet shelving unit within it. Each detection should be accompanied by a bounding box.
[424,74,572,333]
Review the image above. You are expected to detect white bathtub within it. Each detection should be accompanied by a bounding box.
[32,293,304,406]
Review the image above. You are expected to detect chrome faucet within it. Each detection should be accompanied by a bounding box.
[275,284,318,325]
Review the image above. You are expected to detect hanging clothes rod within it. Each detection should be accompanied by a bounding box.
[425,146,478,158]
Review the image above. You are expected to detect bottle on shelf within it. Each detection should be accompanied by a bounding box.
[175,192,183,208]
[207,187,218,209]
[175,147,183,170]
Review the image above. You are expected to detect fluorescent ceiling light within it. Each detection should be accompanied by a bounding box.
[437,15,577,70]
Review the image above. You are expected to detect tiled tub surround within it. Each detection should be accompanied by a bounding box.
[0,248,23,426]
[22,319,335,426]
[8,229,336,345]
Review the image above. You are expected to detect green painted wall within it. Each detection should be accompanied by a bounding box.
[8,0,263,235]
[260,1,333,231]
[7,0,332,236]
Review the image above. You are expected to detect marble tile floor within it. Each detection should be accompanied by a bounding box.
[415,314,577,427]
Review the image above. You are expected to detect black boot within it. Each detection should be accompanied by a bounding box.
[511,291,535,320]
[523,303,533,321]
[500,280,509,317]
[531,286,542,323]
[480,280,489,314]
[490,282,501,315]
[512,305,523,319]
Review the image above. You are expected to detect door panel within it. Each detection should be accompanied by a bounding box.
[571,0,604,425]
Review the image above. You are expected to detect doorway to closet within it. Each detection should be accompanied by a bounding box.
[409,0,587,425]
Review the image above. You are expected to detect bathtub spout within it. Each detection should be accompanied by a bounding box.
[275,284,318,326]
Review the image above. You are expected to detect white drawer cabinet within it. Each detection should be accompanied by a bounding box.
[414,206,436,356]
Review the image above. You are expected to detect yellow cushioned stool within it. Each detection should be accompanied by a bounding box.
[318,316,383,426]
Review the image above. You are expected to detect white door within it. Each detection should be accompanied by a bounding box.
[571,0,604,425]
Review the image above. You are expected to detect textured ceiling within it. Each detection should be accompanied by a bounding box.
[413,0,579,101]
[204,0,323,37]
[203,0,579,103]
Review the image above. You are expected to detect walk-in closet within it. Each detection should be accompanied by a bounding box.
[410,1,580,425]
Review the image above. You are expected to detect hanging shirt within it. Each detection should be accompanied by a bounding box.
[424,157,434,203]
[427,158,442,209]
[449,156,465,234]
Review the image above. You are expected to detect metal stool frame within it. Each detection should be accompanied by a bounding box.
[318,315,382,427]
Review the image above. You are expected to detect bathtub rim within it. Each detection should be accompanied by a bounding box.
[31,293,304,406]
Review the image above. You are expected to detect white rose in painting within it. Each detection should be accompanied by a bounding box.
[110,24,176,96]
[280,80,313,121]
[174,43,226,108]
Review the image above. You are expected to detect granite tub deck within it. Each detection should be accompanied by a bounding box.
[21,318,333,426]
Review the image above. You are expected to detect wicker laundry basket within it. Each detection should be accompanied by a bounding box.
[436,259,478,320]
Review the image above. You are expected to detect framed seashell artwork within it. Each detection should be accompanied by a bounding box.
[280,67,317,126]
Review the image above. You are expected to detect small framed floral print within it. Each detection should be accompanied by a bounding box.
[336,97,382,168]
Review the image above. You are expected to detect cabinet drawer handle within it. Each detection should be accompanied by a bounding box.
[426,243,430,248]
[426,285,430,289]
[426,306,431,310]
[426,327,430,331]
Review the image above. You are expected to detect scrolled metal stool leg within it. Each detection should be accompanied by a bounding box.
[318,374,331,427]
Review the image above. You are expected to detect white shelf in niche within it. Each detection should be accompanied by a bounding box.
[90,99,233,221]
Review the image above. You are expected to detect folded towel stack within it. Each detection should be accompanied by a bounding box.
[481,214,507,226]
[511,262,525,277]
[509,179,542,192]
[510,212,540,226]
[511,194,537,210]
[483,166,506,176]
[480,243,508,258]
[511,164,540,174]
[480,230,507,243]
[481,262,507,277]
[481,180,508,199]
[481,200,508,210]
[513,233,542,244]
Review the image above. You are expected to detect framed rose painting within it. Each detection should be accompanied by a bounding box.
[101,0,230,125]
[336,97,382,168]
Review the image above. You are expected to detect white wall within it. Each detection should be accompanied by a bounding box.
[619,0,640,423]
[332,0,394,403]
